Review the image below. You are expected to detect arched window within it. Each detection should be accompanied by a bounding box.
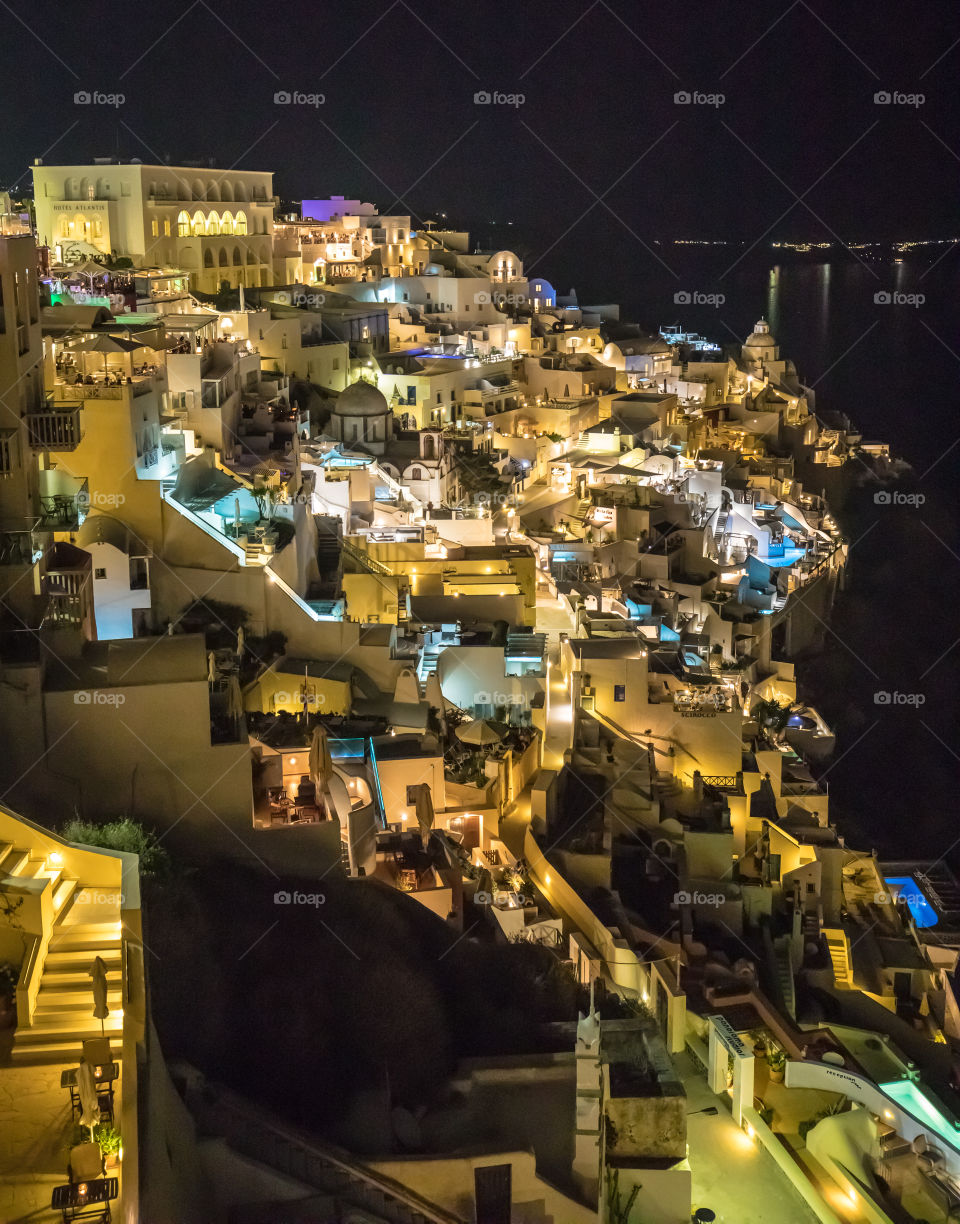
[220,210,234,236]
[410,467,423,481]
[234,181,247,201]
[245,249,255,264]
[218,248,229,267]
[422,435,435,460]
[206,212,220,236]
[191,178,204,200]
[206,180,220,202]
[220,180,233,202]
[232,246,242,266]
[191,210,205,237]
[203,248,214,268]
[177,210,191,237]
[234,211,247,236]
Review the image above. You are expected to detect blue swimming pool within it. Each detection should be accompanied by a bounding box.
[884,876,938,928]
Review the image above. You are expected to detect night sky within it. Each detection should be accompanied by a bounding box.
[3,0,960,259]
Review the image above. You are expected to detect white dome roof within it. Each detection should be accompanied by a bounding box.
[334,380,389,416]
[744,318,776,348]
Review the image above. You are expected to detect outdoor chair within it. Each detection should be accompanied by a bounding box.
[68,1143,104,1183]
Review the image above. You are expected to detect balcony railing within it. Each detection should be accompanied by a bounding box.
[27,406,83,451]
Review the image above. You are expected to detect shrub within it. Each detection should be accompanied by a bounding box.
[59,818,170,877]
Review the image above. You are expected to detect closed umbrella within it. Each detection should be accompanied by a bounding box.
[77,1060,100,1134]
[90,956,109,1034]
[411,782,435,850]
[456,718,504,746]
[236,624,245,656]
[207,650,217,682]
[226,674,244,729]
[309,724,332,794]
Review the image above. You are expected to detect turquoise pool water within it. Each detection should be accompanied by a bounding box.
[881,1079,960,1151]
[884,876,938,928]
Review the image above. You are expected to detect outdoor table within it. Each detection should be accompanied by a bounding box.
[62,1062,119,1089]
[51,1176,118,1220]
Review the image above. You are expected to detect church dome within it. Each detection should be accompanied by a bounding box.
[333,379,389,416]
[743,318,776,349]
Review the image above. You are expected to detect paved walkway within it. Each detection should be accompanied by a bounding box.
[678,1051,824,1224]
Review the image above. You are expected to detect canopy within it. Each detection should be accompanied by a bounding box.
[70,333,143,354]
[456,718,503,746]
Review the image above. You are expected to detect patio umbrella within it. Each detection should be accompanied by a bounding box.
[68,259,109,292]
[236,624,245,656]
[456,718,504,746]
[309,724,332,794]
[207,650,217,682]
[77,1060,100,1134]
[90,956,109,1034]
[70,332,141,380]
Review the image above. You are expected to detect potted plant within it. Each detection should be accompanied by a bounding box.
[752,1030,767,1058]
[767,1048,787,1083]
[94,1123,121,1169]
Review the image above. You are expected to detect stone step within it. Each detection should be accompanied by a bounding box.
[44,948,122,972]
[53,877,78,916]
[14,1013,123,1042]
[50,924,122,950]
[36,981,123,1010]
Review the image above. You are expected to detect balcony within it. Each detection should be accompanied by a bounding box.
[27,405,83,451]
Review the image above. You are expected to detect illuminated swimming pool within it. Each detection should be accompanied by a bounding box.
[884,876,938,928]
[880,1079,960,1151]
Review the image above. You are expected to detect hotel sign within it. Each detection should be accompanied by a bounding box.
[711,1015,750,1059]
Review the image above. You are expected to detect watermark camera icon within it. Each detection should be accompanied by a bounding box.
[674,890,691,904]
[474,291,491,304]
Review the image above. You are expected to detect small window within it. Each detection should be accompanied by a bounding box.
[614,685,625,702]
[163,219,171,236]
[151,220,159,237]
[94,568,107,580]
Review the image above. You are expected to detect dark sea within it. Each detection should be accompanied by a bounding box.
[549,242,960,860]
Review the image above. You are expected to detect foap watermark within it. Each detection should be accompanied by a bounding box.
[674,290,725,307]
[674,90,725,108]
[74,690,125,707]
[78,490,126,509]
[474,90,525,108]
[674,890,726,907]
[274,90,325,107]
[874,490,925,507]
[475,491,519,508]
[273,690,327,709]
[74,90,125,108]
[474,691,526,709]
[274,889,325,907]
[474,890,534,907]
[874,888,925,907]
[874,290,924,307]
[475,291,525,306]
[874,90,925,108]
[76,890,125,906]
[275,290,326,307]
[874,690,925,707]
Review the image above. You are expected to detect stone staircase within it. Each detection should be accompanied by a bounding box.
[824,928,855,990]
[9,879,124,1067]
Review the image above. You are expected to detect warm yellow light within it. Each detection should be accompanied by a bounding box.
[49,851,63,866]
